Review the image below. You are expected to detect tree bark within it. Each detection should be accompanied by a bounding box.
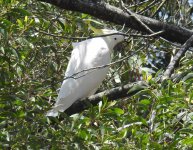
[38,0,193,44]
[65,81,147,115]
[161,35,193,81]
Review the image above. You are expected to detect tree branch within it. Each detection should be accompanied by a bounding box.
[65,81,147,115]
[37,0,193,44]
[161,35,193,81]
[35,28,164,40]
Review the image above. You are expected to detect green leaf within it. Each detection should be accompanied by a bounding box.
[15,111,26,118]
[138,99,151,105]
[14,99,24,106]
[113,108,124,115]
[127,82,148,94]
[182,137,193,145]
[12,8,31,16]
[17,19,24,28]
[183,73,193,81]
[78,130,88,140]
[179,128,193,134]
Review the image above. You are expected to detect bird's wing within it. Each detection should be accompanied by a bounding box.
[64,42,83,77]
[47,41,89,116]
[57,41,88,98]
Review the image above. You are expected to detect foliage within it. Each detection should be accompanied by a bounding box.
[0,0,193,149]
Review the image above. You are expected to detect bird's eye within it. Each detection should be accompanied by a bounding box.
[114,38,117,40]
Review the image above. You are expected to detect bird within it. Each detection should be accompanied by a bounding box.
[46,29,125,117]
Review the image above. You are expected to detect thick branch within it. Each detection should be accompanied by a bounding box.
[161,35,193,81]
[65,81,147,115]
[38,0,193,44]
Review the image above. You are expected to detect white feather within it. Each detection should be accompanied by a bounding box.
[46,32,124,117]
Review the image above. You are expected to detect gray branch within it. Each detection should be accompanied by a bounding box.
[65,81,147,115]
[161,35,193,81]
[37,0,193,44]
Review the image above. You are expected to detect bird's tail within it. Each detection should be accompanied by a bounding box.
[46,104,69,117]
[46,108,59,117]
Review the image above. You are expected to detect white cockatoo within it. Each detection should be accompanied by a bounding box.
[46,29,125,117]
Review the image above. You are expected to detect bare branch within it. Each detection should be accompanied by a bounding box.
[151,0,167,18]
[161,35,193,81]
[37,0,193,44]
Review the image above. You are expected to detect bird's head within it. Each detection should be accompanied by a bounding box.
[101,29,125,50]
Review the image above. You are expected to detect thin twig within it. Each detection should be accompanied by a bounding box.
[151,0,167,18]
[64,49,142,80]
[35,28,163,40]
[138,0,158,15]
[120,0,154,34]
